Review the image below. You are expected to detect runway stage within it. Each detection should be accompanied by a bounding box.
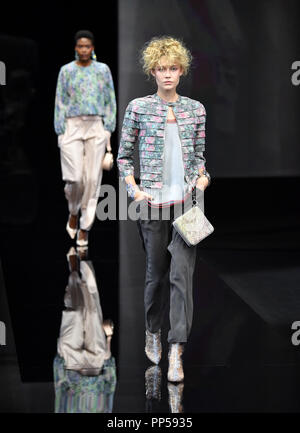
[1,177,300,413]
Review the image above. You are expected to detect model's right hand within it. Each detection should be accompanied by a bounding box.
[58,134,65,147]
[134,190,153,202]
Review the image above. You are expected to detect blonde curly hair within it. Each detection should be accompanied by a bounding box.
[140,36,192,77]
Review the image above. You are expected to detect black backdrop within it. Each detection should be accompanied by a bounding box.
[119,0,300,178]
[0,1,119,383]
[0,1,118,205]
[1,0,300,413]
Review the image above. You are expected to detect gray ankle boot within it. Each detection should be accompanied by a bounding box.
[167,343,184,382]
[145,329,162,364]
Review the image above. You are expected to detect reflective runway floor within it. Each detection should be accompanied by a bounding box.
[1,177,300,413]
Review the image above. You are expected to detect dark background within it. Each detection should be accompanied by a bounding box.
[1,0,300,413]
[119,0,300,178]
[117,0,300,413]
[0,0,119,402]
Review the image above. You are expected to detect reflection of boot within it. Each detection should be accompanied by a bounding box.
[145,365,162,401]
[103,319,114,360]
[77,229,89,247]
[76,245,88,260]
[145,329,162,364]
[168,382,184,413]
[167,343,184,382]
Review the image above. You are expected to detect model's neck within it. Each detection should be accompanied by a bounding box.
[157,89,179,103]
[76,59,93,67]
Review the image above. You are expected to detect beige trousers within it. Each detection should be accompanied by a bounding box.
[58,115,108,231]
[57,260,108,373]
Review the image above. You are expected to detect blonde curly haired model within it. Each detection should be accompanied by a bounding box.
[140,35,192,77]
[118,33,211,384]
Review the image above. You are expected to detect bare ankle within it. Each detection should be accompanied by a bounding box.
[69,214,78,229]
[78,229,88,240]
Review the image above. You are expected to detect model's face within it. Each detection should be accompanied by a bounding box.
[75,38,94,61]
[151,56,183,92]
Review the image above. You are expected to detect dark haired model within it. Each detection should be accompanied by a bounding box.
[55,30,116,246]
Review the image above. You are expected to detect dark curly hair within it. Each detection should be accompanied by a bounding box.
[74,30,95,45]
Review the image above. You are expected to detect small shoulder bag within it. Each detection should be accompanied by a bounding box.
[102,149,114,171]
[172,187,214,247]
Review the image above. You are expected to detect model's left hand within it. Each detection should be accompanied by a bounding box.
[196,175,209,191]
[104,130,112,152]
[106,137,112,152]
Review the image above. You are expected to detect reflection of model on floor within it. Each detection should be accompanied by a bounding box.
[54,30,116,247]
[53,247,116,413]
[145,366,184,413]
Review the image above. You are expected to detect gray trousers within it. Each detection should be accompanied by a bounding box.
[136,195,201,343]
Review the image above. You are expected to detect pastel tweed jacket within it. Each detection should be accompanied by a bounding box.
[117,92,207,191]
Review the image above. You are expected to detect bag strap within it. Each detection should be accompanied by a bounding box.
[192,187,198,207]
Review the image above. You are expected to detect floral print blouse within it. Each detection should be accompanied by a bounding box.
[54,60,116,136]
